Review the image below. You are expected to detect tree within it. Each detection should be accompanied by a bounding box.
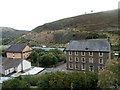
[22,75,41,86]
[30,51,38,64]
[30,48,65,67]
[40,53,58,67]
[58,53,66,62]
[37,71,98,89]
[98,58,120,88]
[33,48,45,53]
[49,49,63,56]
[2,78,30,89]
[48,49,65,62]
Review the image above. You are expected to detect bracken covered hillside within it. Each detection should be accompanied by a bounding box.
[33,9,118,32]
[11,9,120,46]
[0,27,28,45]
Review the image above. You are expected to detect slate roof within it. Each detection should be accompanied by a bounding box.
[66,40,111,52]
[6,44,27,52]
[2,57,22,70]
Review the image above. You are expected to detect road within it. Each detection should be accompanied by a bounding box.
[40,63,73,74]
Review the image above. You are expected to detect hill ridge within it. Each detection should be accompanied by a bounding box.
[32,9,118,32]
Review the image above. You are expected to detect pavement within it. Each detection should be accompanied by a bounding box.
[40,63,73,74]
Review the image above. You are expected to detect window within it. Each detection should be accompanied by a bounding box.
[75,57,79,62]
[81,63,86,70]
[81,57,85,63]
[89,52,93,56]
[69,57,72,62]
[69,51,72,55]
[75,64,79,69]
[69,63,73,69]
[99,52,103,57]
[99,58,103,64]
[9,69,10,73]
[13,53,15,57]
[85,47,89,50]
[98,66,104,71]
[89,66,94,72]
[75,51,78,55]
[24,55,26,58]
[89,58,93,63]
[81,52,85,56]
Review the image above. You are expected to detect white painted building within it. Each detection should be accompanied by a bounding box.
[1,58,31,76]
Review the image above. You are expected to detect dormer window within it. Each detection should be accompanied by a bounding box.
[85,47,89,50]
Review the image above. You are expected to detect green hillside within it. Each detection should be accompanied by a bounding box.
[8,9,120,47]
[33,9,118,32]
[0,27,28,45]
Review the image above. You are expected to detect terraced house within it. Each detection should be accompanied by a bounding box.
[66,40,111,72]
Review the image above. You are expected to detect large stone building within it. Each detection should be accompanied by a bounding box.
[6,44,32,59]
[65,40,111,72]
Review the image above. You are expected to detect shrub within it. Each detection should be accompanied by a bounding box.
[40,53,58,67]
[2,78,30,89]
[37,71,98,89]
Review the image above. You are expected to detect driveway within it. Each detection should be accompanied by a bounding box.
[40,63,73,73]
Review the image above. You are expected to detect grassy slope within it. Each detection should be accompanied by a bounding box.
[11,9,120,46]
[0,27,28,40]
[0,27,28,45]
[33,9,118,32]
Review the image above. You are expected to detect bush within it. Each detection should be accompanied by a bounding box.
[40,53,58,67]
[37,71,98,89]
[98,58,120,88]
[30,48,65,67]
[2,78,30,89]
[22,75,41,86]
[58,54,66,62]
[48,49,65,62]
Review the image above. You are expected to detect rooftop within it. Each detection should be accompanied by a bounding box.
[66,40,111,52]
[2,57,22,70]
[6,44,27,52]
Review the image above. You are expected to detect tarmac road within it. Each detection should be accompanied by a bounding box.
[40,63,73,74]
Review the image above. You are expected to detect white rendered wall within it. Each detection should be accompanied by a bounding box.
[22,60,31,71]
[17,60,31,72]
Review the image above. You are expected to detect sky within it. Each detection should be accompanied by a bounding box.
[0,0,119,31]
